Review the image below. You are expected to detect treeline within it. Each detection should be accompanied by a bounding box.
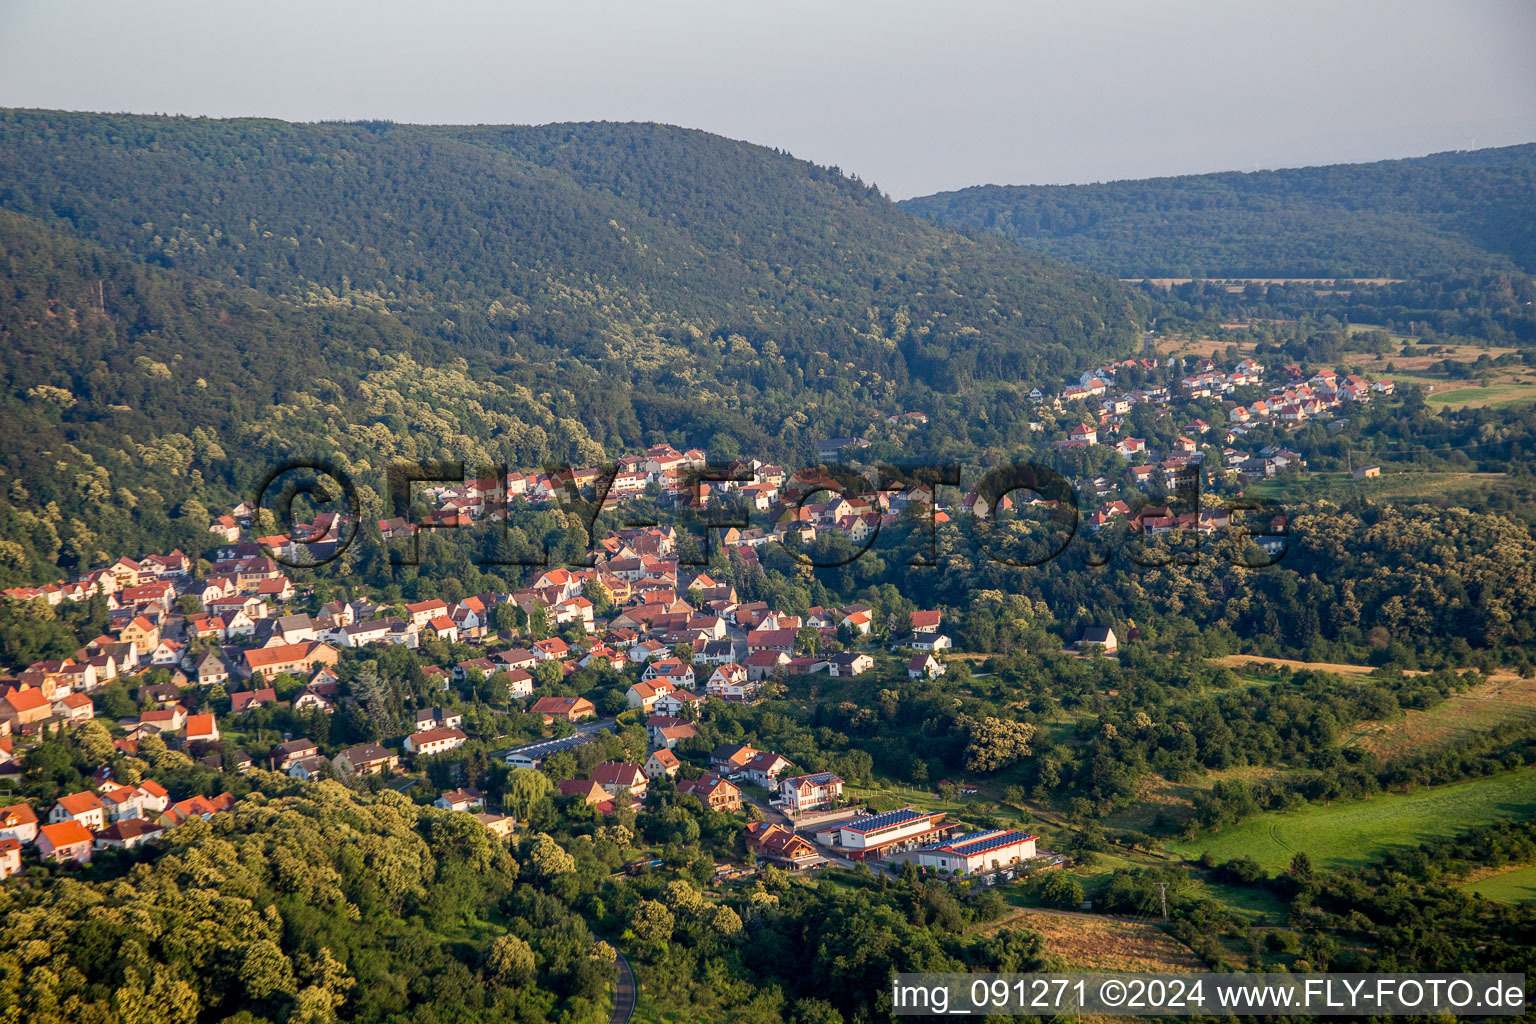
[902,144,1536,278]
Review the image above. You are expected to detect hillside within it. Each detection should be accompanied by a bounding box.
[0,109,1144,415]
[0,109,1149,582]
[901,144,1536,278]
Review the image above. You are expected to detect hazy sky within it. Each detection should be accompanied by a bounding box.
[2,0,1533,197]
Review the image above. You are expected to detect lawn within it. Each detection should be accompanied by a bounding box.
[1462,863,1536,905]
[1167,768,1536,873]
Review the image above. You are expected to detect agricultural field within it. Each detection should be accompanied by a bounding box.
[975,908,1202,972]
[1461,863,1536,905]
[1167,768,1536,873]
[1346,674,1536,759]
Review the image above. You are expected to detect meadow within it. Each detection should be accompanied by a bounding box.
[1462,863,1536,905]
[1167,768,1536,873]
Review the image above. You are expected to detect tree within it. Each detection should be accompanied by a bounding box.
[485,934,536,986]
[630,899,674,945]
[505,767,552,819]
[1039,871,1084,909]
[963,716,1036,773]
[525,833,575,878]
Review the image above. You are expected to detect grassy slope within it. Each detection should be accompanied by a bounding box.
[1168,768,1536,873]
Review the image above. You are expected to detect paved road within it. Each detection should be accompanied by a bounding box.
[610,952,636,1024]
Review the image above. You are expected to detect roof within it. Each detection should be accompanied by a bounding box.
[3,687,49,713]
[409,727,467,745]
[0,803,38,826]
[925,828,1036,858]
[55,791,104,816]
[836,807,937,835]
[39,820,94,847]
[590,762,645,786]
[98,818,164,842]
[186,713,217,737]
[783,771,841,789]
[339,743,395,764]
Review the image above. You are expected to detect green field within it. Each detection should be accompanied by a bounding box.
[1462,864,1536,905]
[1168,769,1536,873]
[1430,383,1536,409]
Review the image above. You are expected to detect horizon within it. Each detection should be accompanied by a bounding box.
[4,103,1533,198]
[2,0,1533,197]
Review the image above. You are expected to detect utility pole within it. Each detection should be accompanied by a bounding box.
[1157,881,1168,922]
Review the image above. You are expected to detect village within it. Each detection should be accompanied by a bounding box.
[0,349,1387,883]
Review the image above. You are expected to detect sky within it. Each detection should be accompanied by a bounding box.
[2,0,1534,198]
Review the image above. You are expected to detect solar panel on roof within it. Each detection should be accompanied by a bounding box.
[948,830,1034,857]
[842,807,926,833]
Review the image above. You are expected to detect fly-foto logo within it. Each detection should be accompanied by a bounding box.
[248,458,1289,572]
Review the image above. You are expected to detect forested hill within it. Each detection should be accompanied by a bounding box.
[0,108,1144,415]
[901,144,1536,279]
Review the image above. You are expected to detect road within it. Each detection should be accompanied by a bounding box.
[609,951,636,1024]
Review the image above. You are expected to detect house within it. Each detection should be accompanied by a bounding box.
[287,755,331,781]
[413,706,465,732]
[52,692,95,724]
[49,792,106,831]
[909,610,942,633]
[1076,626,1119,654]
[335,743,399,776]
[706,663,755,700]
[270,738,318,771]
[915,829,1037,875]
[1,687,52,731]
[120,615,160,655]
[435,788,486,812]
[743,821,820,868]
[244,641,339,680]
[590,761,648,800]
[157,792,237,828]
[529,696,596,723]
[741,751,796,786]
[192,651,231,687]
[652,688,706,718]
[745,649,790,681]
[36,820,94,865]
[230,687,278,714]
[828,652,873,678]
[0,803,39,844]
[645,714,698,749]
[644,748,681,779]
[474,812,517,838]
[908,653,945,679]
[0,837,19,878]
[1353,464,1381,479]
[778,771,844,814]
[676,772,742,812]
[185,714,220,746]
[93,818,165,850]
[405,727,468,757]
[838,611,872,636]
[625,679,674,713]
[556,779,614,812]
[710,743,758,774]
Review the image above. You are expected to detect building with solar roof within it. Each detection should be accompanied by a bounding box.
[915,829,1037,875]
[812,806,949,860]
